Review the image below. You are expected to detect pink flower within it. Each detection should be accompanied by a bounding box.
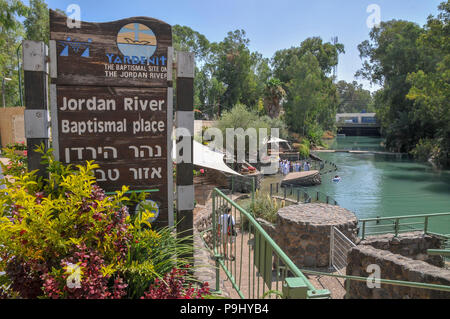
[200,169,205,174]
[24,151,28,156]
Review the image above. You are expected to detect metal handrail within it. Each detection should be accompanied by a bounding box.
[299,269,450,295]
[270,182,338,206]
[359,212,450,239]
[212,188,330,299]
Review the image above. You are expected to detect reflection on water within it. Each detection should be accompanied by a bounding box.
[309,137,450,234]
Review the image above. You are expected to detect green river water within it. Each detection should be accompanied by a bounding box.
[306,136,450,235]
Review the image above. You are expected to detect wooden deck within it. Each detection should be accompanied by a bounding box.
[282,170,320,183]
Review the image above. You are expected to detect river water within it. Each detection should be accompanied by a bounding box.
[307,136,450,235]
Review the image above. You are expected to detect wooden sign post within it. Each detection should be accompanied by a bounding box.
[23,41,50,179]
[49,10,174,228]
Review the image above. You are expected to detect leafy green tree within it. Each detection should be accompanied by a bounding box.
[406,1,450,166]
[23,0,49,43]
[0,1,24,107]
[272,38,341,142]
[284,52,337,144]
[0,0,27,31]
[263,78,286,118]
[336,80,373,113]
[357,19,425,153]
[172,25,210,64]
[214,103,288,161]
[211,30,253,111]
[272,37,344,85]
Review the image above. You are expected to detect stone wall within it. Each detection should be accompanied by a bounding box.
[360,232,444,267]
[259,204,358,268]
[346,245,450,299]
[228,173,262,194]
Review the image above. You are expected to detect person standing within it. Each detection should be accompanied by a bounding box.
[218,207,236,261]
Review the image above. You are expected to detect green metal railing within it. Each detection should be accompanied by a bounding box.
[298,269,450,299]
[359,212,450,240]
[211,188,330,299]
[270,182,338,206]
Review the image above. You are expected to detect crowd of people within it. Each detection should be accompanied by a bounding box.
[279,159,313,175]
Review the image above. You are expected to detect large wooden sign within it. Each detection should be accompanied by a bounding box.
[49,10,173,227]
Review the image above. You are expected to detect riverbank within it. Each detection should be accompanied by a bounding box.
[307,136,450,235]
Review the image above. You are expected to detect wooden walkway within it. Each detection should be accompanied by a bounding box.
[282,170,320,184]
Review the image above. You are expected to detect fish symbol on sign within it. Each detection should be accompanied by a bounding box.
[58,37,92,58]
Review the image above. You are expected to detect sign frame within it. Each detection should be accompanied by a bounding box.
[49,10,174,227]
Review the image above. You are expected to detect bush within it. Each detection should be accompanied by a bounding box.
[410,138,446,167]
[248,190,283,224]
[0,145,209,299]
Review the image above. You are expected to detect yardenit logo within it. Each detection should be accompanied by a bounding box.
[117,23,157,58]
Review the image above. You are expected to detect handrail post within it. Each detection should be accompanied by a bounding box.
[329,226,334,270]
[424,217,429,234]
[345,279,351,299]
[251,177,255,207]
[211,190,221,293]
[394,219,400,237]
[362,221,366,240]
[282,277,308,299]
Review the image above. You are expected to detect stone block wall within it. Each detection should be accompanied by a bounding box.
[360,232,444,267]
[346,245,450,299]
[259,204,358,268]
[228,173,261,193]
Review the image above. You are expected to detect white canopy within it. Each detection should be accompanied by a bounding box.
[172,140,241,176]
[263,137,292,150]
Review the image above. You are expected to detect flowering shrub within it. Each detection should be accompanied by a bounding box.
[5,142,27,151]
[142,266,209,299]
[0,145,209,299]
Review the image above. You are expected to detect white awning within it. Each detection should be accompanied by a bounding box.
[172,141,241,176]
[263,137,292,150]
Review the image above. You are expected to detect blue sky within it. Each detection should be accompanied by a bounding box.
[42,0,442,91]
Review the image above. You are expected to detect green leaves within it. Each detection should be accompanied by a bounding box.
[358,1,450,166]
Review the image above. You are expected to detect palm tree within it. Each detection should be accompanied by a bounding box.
[263,78,286,118]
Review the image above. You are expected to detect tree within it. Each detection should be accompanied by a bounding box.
[211,30,253,111]
[263,78,286,118]
[172,25,210,64]
[357,19,426,153]
[0,0,27,31]
[23,0,49,43]
[336,80,373,113]
[406,1,450,166]
[0,0,25,107]
[214,103,288,161]
[284,52,337,144]
[272,37,344,86]
[272,37,342,142]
